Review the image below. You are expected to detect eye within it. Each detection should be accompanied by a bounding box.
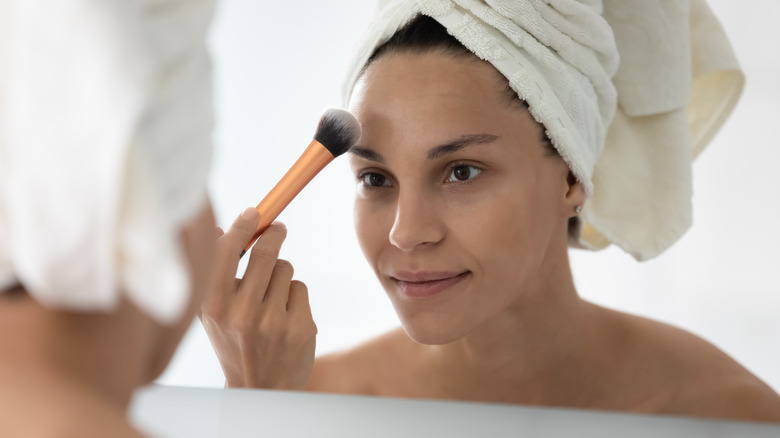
[446,164,482,182]
[359,172,392,188]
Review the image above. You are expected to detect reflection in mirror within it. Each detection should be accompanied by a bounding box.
[158,0,780,423]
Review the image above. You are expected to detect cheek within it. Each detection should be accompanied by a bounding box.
[150,201,216,379]
[353,200,388,270]
[459,191,550,276]
[182,202,217,313]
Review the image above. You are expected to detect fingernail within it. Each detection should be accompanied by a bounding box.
[241,207,259,221]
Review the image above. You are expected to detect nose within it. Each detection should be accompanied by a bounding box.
[388,188,445,251]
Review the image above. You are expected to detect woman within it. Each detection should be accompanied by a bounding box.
[201,1,780,422]
[0,0,218,435]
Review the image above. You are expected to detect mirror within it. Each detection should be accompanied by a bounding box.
[157,0,780,404]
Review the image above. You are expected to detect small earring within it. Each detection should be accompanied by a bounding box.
[574,205,582,215]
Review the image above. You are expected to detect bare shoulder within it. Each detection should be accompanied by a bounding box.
[600,306,780,422]
[306,327,413,395]
[0,365,146,438]
[666,373,780,423]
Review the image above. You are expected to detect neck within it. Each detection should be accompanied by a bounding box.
[424,249,604,405]
[0,294,157,411]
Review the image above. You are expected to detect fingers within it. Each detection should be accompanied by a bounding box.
[236,222,287,307]
[222,207,261,257]
[198,212,317,389]
[261,259,295,311]
[205,208,259,316]
[287,280,312,317]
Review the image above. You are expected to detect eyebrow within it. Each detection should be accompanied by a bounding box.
[426,134,499,160]
[350,134,499,163]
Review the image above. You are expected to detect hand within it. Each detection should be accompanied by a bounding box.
[200,207,317,389]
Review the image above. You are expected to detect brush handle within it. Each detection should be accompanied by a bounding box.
[240,139,335,258]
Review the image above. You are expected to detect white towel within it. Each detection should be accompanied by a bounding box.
[0,0,215,323]
[343,0,744,260]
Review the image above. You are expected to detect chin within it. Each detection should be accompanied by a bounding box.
[399,315,472,345]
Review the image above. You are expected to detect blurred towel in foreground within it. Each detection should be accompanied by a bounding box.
[0,0,215,323]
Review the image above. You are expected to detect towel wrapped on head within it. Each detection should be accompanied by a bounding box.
[343,0,744,261]
[0,0,215,324]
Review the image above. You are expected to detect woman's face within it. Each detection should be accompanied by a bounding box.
[348,52,584,344]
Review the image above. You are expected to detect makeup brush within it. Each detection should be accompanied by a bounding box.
[240,108,361,258]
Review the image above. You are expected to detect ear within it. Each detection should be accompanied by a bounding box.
[564,171,586,218]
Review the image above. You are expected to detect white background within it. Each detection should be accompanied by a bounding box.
[158,0,780,394]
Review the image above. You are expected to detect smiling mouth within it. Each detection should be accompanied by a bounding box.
[390,271,470,298]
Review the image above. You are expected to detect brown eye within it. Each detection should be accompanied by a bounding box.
[447,165,482,182]
[360,172,391,187]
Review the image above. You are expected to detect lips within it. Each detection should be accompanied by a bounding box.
[390,271,470,298]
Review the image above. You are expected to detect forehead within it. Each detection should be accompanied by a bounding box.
[351,52,509,123]
[349,52,540,154]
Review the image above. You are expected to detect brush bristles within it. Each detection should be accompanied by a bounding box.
[313,108,362,157]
